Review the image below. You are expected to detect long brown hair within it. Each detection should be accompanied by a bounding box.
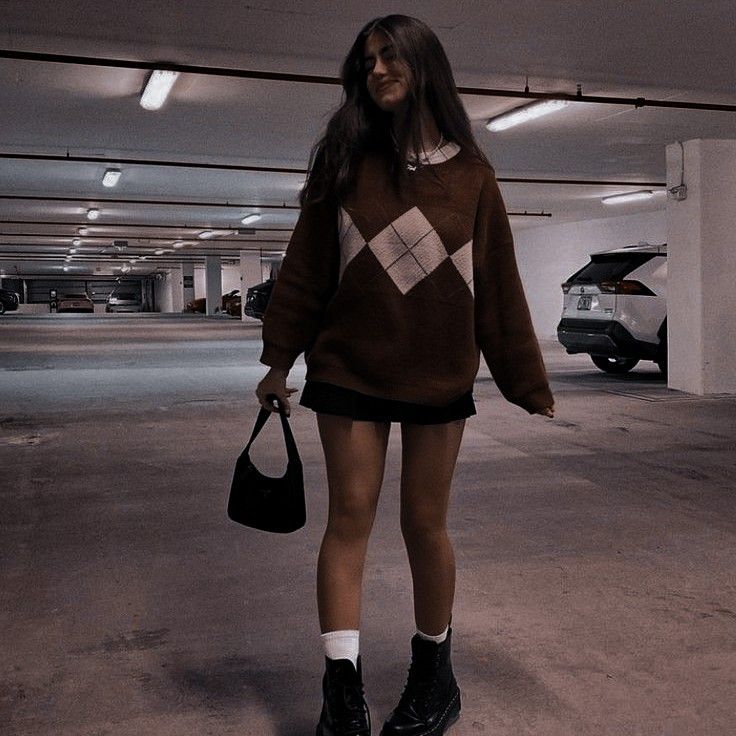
[300,14,489,206]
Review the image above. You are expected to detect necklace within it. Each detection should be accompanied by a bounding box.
[392,132,445,171]
[407,134,444,171]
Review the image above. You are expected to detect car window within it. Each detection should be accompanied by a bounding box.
[567,253,658,283]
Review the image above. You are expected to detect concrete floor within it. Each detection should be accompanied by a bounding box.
[1,314,735,736]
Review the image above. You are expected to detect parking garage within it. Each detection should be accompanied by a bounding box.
[1,4,735,736]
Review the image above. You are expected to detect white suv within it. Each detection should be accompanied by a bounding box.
[556,243,667,375]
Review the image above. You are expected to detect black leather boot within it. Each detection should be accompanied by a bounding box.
[380,627,460,736]
[316,656,371,736]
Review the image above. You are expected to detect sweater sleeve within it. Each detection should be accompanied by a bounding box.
[259,193,340,371]
[473,167,554,414]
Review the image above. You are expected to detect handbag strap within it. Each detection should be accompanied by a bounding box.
[244,395,300,464]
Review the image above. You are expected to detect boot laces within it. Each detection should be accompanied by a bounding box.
[398,651,442,713]
[332,680,370,734]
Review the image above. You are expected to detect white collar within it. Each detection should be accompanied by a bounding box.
[407,140,461,167]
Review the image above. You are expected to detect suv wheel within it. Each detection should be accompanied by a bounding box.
[591,355,640,374]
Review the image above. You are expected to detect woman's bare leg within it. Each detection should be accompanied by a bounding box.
[316,414,391,633]
[399,419,466,635]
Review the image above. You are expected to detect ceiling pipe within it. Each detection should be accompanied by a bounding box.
[1,48,735,113]
[0,157,667,188]
[0,219,295,231]
[0,233,289,244]
[0,151,304,174]
[0,194,301,209]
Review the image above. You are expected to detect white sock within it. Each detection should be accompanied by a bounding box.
[416,625,449,643]
[320,629,360,669]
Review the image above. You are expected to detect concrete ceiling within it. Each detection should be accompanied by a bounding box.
[1,0,735,277]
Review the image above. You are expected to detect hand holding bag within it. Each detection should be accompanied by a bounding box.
[227,394,305,533]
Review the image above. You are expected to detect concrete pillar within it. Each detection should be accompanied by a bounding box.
[239,250,263,322]
[665,139,736,395]
[204,255,222,316]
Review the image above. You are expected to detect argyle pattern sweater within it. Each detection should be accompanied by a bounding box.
[260,142,554,414]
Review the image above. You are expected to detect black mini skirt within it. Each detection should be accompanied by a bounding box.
[299,380,476,425]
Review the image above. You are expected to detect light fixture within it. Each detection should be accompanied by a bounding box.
[241,213,261,225]
[87,208,100,220]
[198,229,234,239]
[72,238,81,246]
[140,70,180,111]
[102,169,122,187]
[486,99,569,132]
[78,227,89,236]
[602,190,654,205]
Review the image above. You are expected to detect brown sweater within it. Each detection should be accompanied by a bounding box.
[260,142,554,414]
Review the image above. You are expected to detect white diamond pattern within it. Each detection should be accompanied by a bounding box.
[338,205,474,297]
[338,208,367,279]
[387,252,428,295]
[411,229,448,273]
[450,240,474,296]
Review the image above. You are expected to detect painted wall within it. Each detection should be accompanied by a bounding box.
[512,210,667,338]
[666,138,736,394]
[193,265,240,296]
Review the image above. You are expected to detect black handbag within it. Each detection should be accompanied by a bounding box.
[227,395,306,533]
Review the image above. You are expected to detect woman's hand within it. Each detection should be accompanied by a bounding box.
[537,404,555,418]
[256,367,299,416]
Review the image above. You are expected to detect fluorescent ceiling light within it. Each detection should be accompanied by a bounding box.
[486,99,569,132]
[78,227,89,235]
[87,208,100,220]
[198,229,234,239]
[241,213,261,225]
[102,169,122,187]
[602,190,654,205]
[140,70,180,111]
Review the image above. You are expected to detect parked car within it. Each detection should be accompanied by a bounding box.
[183,289,240,315]
[244,279,275,320]
[556,243,667,375]
[0,287,20,315]
[57,292,95,313]
[105,290,143,313]
[223,291,242,317]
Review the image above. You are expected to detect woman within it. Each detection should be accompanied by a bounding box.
[256,14,555,736]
